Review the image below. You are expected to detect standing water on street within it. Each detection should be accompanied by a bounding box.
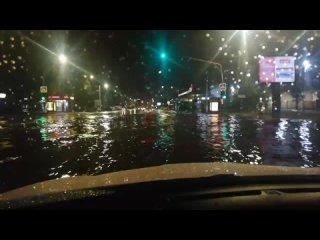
[1,110,320,193]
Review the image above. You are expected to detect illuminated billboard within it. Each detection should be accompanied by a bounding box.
[259,56,295,83]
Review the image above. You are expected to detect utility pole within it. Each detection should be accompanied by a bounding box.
[206,71,209,113]
[98,84,102,109]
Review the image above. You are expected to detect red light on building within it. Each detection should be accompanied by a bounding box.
[49,96,60,99]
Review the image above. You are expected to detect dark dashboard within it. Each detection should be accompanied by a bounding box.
[3,175,320,209]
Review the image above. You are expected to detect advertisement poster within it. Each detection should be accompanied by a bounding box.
[259,56,295,83]
[275,56,295,82]
[259,57,275,83]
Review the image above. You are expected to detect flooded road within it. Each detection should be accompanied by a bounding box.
[1,110,320,193]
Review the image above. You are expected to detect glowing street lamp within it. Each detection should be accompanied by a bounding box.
[58,54,67,65]
[98,82,109,110]
[90,74,94,79]
[303,60,311,72]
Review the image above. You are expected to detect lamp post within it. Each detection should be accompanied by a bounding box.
[205,71,208,112]
[189,57,224,84]
[98,82,109,110]
[58,54,68,93]
[58,54,68,112]
[301,60,311,112]
[189,57,224,112]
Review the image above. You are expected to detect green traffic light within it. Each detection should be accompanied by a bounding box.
[222,95,226,99]
[161,53,166,59]
[41,96,45,100]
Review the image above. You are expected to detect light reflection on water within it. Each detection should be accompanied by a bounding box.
[1,111,320,192]
[299,120,313,165]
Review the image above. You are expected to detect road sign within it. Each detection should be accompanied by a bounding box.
[40,86,47,93]
[219,83,226,91]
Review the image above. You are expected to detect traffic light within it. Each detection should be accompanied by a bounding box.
[40,93,47,101]
[161,52,166,59]
[221,91,226,99]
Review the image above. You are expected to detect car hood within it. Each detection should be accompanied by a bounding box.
[1,162,320,202]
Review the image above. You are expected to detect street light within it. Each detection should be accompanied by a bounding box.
[98,82,109,110]
[58,54,67,65]
[303,60,311,72]
[189,57,224,112]
[57,54,68,112]
[90,74,94,79]
[301,60,311,111]
[189,57,224,83]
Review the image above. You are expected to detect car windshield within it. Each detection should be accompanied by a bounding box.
[1,30,320,196]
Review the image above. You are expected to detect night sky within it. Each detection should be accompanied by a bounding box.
[1,30,320,106]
